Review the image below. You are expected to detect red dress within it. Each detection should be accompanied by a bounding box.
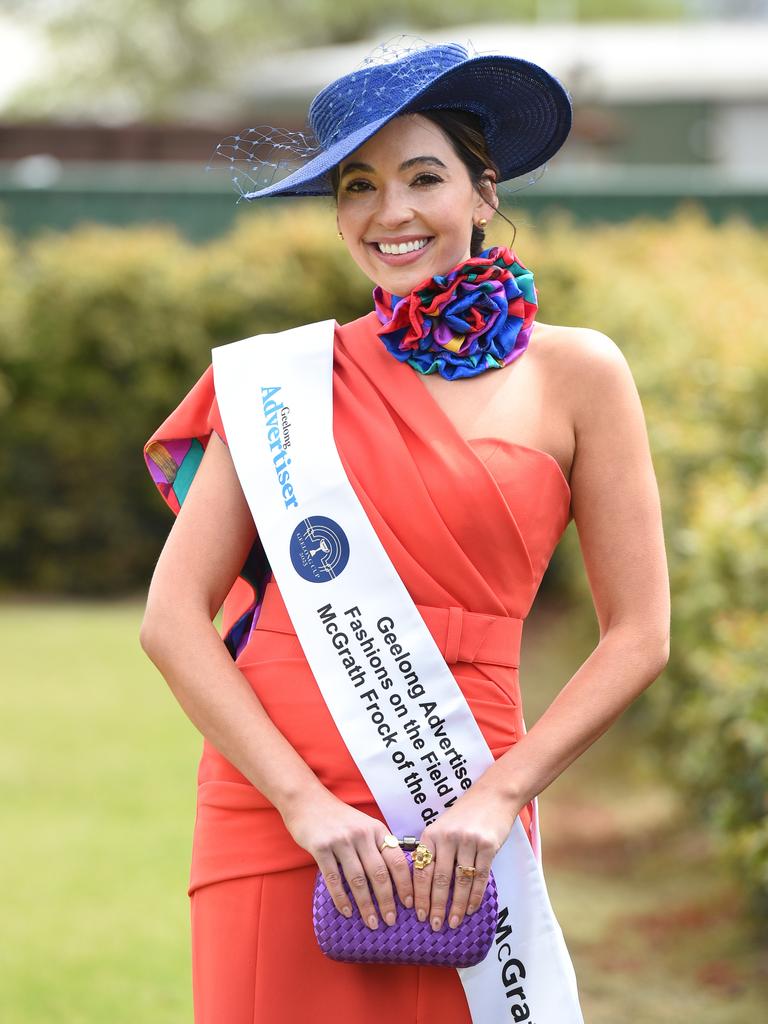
[144,311,572,1023]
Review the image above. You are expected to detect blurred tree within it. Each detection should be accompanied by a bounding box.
[2,0,688,121]
[686,0,768,15]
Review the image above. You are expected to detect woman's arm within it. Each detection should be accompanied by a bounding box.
[473,327,670,809]
[139,431,414,927]
[417,328,671,930]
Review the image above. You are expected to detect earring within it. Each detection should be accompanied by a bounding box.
[478,218,488,228]
[338,230,343,238]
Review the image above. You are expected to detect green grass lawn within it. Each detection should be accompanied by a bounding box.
[1,596,766,1022]
[1,598,198,1023]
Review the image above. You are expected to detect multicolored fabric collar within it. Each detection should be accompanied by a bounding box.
[372,245,538,381]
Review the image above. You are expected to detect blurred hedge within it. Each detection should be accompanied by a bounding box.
[520,205,768,927]
[1,203,766,922]
[0,210,365,592]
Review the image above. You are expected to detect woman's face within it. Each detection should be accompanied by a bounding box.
[335,113,496,296]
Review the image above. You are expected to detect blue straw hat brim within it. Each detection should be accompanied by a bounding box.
[239,53,572,200]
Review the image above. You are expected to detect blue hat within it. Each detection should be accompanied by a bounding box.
[212,40,573,201]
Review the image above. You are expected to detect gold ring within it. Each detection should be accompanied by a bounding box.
[456,864,477,878]
[378,833,400,853]
[413,843,434,869]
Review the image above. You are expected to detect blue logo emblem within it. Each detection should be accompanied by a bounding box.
[289,516,350,583]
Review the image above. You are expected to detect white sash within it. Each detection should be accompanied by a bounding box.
[212,320,583,1023]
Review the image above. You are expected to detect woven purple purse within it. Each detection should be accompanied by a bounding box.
[312,845,498,967]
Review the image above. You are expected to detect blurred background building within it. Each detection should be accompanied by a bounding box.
[0,4,766,235]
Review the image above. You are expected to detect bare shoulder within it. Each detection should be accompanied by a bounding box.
[532,322,638,419]
[533,319,657,520]
[533,321,631,374]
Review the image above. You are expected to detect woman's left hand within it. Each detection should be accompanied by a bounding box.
[413,784,521,931]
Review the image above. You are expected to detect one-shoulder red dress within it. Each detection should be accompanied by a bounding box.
[143,311,572,1023]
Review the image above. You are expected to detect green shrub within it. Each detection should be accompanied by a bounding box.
[528,204,768,928]
[0,211,370,592]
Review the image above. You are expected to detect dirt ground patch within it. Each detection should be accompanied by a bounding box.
[521,602,768,1021]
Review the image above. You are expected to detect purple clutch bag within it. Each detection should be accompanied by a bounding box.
[312,848,498,967]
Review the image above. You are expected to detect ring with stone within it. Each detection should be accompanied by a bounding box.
[413,843,434,869]
[378,833,400,853]
[456,864,477,878]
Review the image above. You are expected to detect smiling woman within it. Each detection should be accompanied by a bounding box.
[332,112,504,296]
[140,37,669,1024]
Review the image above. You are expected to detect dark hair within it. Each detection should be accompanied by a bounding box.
[330,108,516,256]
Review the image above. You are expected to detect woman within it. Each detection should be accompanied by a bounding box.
[141,40,670,1023]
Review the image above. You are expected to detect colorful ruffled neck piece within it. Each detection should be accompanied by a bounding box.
[372,245,538,381]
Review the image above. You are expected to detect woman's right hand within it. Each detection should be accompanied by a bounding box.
[281,787,414,930]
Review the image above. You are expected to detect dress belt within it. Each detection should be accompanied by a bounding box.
[416,604,523,669]
[254,588,523,670]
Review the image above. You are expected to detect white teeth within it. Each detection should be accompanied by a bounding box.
[377,238,430,255]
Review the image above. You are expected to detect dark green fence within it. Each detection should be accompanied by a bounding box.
[1,161,766,241]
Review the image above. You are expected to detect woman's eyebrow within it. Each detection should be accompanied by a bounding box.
[339,155,448,178]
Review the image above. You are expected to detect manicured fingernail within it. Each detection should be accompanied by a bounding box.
[417,908,426,922]
[341,906,352,917]
[431,916,441,931]
[385,911,396,926]
[467,904,476,915]
[405,895,414,908]
[450,914,460,928]
[368,914,379,929]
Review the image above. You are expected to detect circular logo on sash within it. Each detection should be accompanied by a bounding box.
[289,516,350,582]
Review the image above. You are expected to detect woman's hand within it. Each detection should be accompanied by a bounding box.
[281,787,414,930]
[413,785,520,932]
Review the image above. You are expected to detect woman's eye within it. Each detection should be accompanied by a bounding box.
[344,173,442,193]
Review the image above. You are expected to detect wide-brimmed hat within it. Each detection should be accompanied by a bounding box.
[209,38,573,201]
